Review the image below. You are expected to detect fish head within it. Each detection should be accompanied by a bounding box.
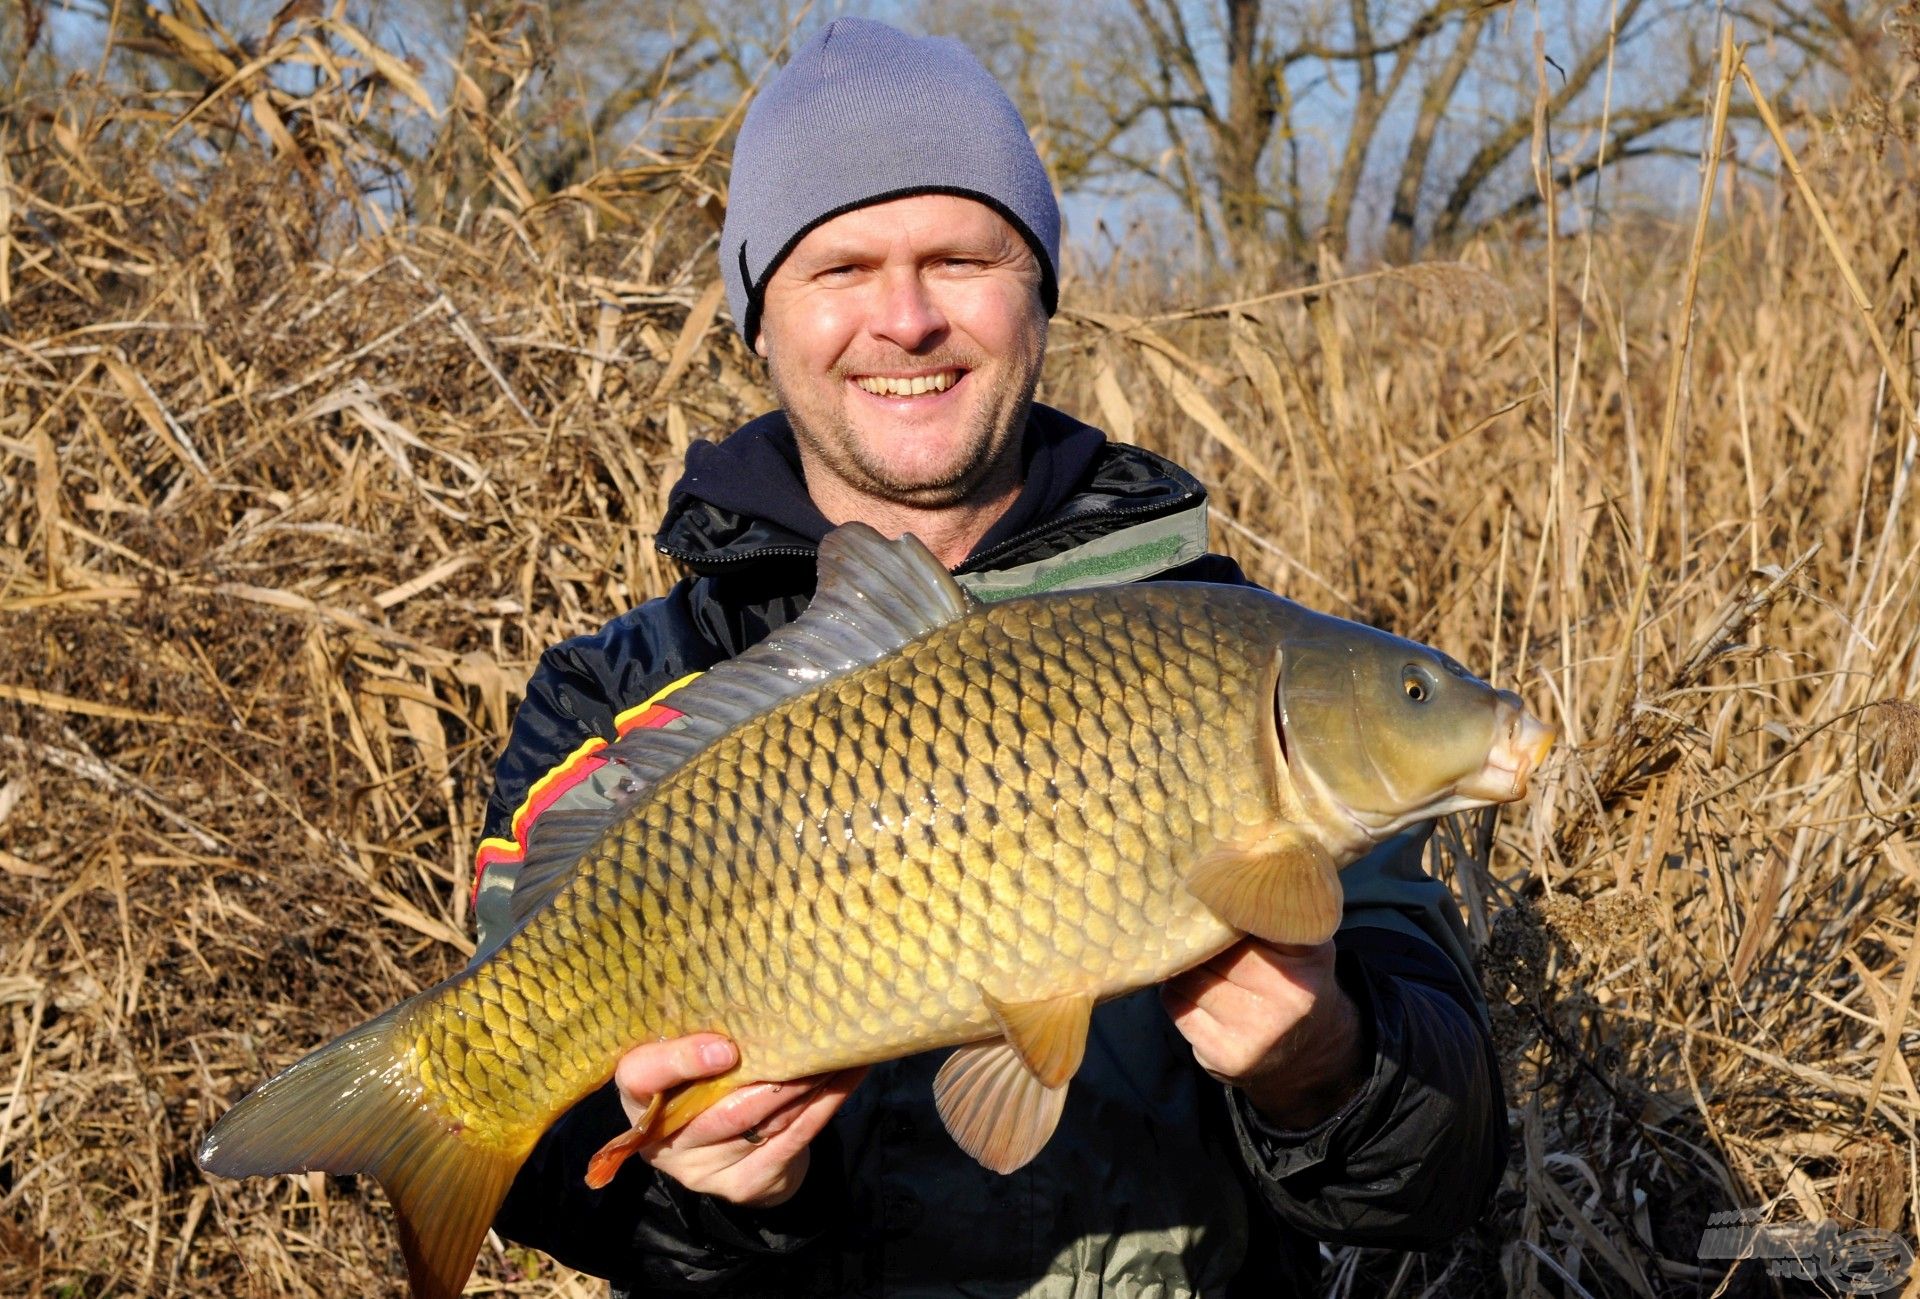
[1272,611,1556,838]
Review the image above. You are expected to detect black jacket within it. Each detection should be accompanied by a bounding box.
[478,406,1508,1296]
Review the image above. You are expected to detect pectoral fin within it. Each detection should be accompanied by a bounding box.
[980,989,1093,1089]
[1186,827,1342,946]
[932,1039,1070,1174]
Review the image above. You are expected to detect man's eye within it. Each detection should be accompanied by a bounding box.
[809,260,870,280]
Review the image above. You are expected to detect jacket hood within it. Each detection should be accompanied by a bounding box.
[655,403,1205,575]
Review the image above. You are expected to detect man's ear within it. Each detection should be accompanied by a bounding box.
[753,330,768,358]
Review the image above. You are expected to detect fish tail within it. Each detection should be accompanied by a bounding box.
[197,1001,523,1299]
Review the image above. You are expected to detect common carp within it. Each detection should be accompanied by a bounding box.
[197,523,1554,1299]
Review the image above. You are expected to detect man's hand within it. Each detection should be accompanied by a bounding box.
[614,1035,867,1209]
[1162,938,1368,1129]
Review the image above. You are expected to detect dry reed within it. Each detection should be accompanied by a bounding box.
[1,11,1916,1297]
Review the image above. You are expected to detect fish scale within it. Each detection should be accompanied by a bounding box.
[198,523,1554,1299]
[410,585,1271,1148]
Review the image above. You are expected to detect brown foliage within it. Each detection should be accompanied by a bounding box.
[2,13,1917,1299]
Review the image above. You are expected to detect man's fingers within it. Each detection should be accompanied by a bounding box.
[673,1083,805,1147]
[1160,980,1224,1036]
[671,1068,857,1148]
[1203,939,1332,989]
[1162,971,1213,1024]
[736,1068,867,1158]
[1249,939,1327,960]
[1164,945,1333,1083]
[614,1033,738,1104]
[752,1066,867,1151]
[632,1067,869,1208]
[1165,963,1262,1025]
[1161,982,1240,1076]
[1170,935,1334,1021]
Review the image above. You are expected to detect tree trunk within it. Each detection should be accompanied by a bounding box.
[1384,7,1486,262]
[1215,0,1274,269]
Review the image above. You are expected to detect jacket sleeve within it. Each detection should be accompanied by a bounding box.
[1222,829,1509,1247]
[478,586,843,1285]
[1166,551,1509,1243]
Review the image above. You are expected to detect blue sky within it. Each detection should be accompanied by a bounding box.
[26,0,1804,261]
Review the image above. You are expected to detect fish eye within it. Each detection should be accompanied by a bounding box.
[1403,665,1438,703]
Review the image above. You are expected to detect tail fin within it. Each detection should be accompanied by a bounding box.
[197,1005,525,1299]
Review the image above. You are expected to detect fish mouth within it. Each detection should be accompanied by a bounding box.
[1456,693,1556,802]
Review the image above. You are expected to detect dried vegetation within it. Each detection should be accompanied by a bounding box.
[1,9,1917,1298]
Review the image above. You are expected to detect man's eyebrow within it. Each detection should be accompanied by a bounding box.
[789,233,1022,269]
[791,242,879,267]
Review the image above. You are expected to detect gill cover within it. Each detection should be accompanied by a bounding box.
[1275,612,1540,825]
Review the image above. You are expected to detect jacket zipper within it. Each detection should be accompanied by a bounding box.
[653,542,817,569]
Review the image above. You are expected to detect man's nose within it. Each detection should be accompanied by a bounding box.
[870,267,947,351]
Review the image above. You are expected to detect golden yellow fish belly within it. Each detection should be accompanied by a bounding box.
[415,583,1283,1143]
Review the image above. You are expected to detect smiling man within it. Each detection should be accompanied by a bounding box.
[477,17,1507,1296]
[757,194,1045,565]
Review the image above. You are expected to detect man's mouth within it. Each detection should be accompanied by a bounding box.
[850,369,964,398]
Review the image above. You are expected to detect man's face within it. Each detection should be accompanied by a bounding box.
[755,194,1048,509]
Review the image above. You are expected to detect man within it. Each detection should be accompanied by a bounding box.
[478,17,1506,1295]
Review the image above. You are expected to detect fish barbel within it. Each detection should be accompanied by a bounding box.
[198,523,1554,1299]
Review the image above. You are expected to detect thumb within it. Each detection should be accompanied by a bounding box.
[614,1033,738,1103]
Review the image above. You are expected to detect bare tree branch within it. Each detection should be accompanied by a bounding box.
[1433,0,1666,240]
[1384,4,1488,260]
[1324,0,1478,254]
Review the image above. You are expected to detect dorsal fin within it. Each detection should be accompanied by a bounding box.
[504,523,973,929]
[490,807,632,948]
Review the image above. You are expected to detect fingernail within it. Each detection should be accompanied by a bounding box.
[698,1040,734,1069]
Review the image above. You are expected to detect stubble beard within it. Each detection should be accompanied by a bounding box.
[770,337,1046,510]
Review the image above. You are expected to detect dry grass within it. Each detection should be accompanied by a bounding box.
[2,13,1917,1298]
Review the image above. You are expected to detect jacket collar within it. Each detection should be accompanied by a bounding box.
[654,404,1208,577]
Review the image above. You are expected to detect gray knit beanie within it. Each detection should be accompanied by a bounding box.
[721,17,1061,343]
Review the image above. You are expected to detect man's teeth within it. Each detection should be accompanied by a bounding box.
[853,371,959,397]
